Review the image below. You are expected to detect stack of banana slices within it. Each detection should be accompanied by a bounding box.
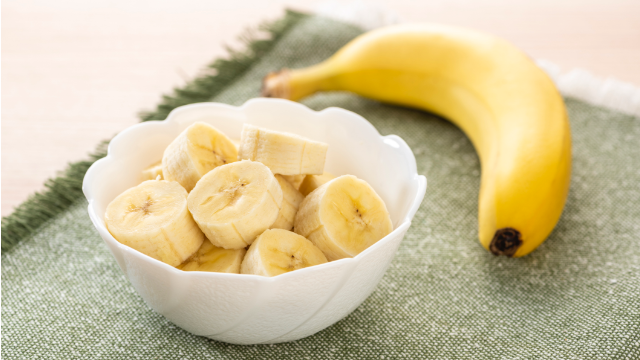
[104,122,393,277]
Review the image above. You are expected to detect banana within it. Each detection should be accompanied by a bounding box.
[162,122,238,192]
[294,175,393,261]
[263,24,571,257]
[298,172,336,197]
[178,240,246,273]
[187,160,283,249]
[104,180,204,266]
[271,175,305,231]
[281,174,305,190]
[141,160,163,181]
[240,229,328,277]
[238,123,328,175]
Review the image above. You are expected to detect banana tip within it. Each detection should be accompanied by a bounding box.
[261,69,290,99]
[489,228,522,257]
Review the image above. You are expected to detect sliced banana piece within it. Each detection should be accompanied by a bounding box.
[178,240,246,273]
[141,160,163,181]
[281,174,305,190]
[188,160,283,249]
[240,229,328,277]
[294,175,393,261]
[299,172,336,196]
[271,175,305,231]
[163,122,238,192]
[238,124,328,175]
[105,180,204,267]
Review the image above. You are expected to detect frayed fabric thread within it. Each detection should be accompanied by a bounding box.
[537,59,640,118]
[140,10,308,122]
[314,2,640,118]
[4,6,638,252]
[1,141,109,251]
[1,10,310,252]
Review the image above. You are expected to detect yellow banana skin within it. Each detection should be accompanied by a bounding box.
[262,23,571,257]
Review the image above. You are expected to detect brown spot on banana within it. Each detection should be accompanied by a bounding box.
[489,228,522,257]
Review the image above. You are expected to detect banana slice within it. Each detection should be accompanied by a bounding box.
[237,124,328,175]
[271,175,305,231]
[294,175,393,261]
[162,122,238,192]
[104,180,205,266]
[281,174,305,190]
[240,229,328,277]
[178,240,246,273]
[298,172,336,196]
[187,160,283,249]
[141,160,163,181]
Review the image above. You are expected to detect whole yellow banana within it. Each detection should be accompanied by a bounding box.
[262,23,571,257]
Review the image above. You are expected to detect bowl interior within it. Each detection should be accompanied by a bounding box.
[84,98,425,254]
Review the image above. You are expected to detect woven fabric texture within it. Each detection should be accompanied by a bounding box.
[3,13,639,359]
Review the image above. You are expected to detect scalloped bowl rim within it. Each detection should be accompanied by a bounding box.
[83,98,427,284]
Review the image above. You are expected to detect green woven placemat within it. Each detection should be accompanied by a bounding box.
[3,10,639,359]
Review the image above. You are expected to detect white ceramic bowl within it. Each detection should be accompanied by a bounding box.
[83,98,427,345]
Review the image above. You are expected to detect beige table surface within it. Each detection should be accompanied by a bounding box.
[2,0,639,216]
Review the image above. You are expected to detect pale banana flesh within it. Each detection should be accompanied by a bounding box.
[281,174,305,190]
[163,122,238,192]
[238,123,328,176]
[263,23,572,257]
[271,175,305,231]
[298,172,336,197]
[294,175,393,261]
[178,240,246,274]
[104,180,204,267]
[240,229,328,277]
[141,160,163,182]
[187,160,283,250]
